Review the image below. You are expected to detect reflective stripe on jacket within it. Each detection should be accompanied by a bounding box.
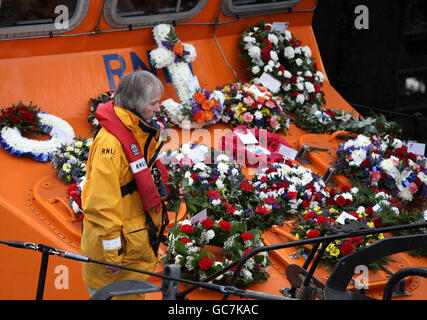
[80,106,163,291]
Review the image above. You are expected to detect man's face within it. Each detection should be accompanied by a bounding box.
[137,92,161,122]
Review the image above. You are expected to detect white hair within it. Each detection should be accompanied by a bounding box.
[114,70,164,111]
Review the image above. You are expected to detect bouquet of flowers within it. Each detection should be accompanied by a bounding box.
[88,90,114,133]
[220,82,290,133]
[161,89,225,129]
[292,105,403,137]
[220,125,291,168]
[293,207,385,269]
[51,137,93,184]
[239,20,325,113]
[251,161,330,219]
[334,134,427,206]
[162,143,265,229]
[166,218,270,286]
[66,176,86,220]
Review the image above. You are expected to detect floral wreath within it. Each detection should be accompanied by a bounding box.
[51,136,93,184]
[293,206,385,270]
[166,218,270,287]
[0,102,75,161]
[220,125,291,168]
[239,20,325,114]
[334,134,427,205]
[220,82,290,134]
[250,161,330,228]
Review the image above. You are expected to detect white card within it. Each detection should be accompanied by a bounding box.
[271,22,289,33]
[246,144,271,156]
[235,130,258,145]
[336,211,358,225]
[424,209,427,221]
[372,204,382,212]
[278,144,298,161]
[407,141,425,156]
[191,209,207,225]
[259,72,281,93]
[187,75,200,94]
[247,84,267,99]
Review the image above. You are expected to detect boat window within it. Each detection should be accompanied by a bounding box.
[0,0,89,39]
[221,0,302,17]
[103,0,207,28]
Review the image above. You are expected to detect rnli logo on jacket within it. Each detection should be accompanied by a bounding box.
[130,143,140,156]
[101,148,116,155]
[130,158,148,174]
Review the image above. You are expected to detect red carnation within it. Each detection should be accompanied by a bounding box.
[241,232,254,242]
[240,180,254,192]
[335,195,346,207]
[179,224,194,235]
[339,241,355,256]
[219,220,231,232]
[179,237,191,243]
[350,236,363,246]
[201,218,214,229]
[325,109,336,117]
[255,205,272,215]
[198,257,213,271]
[307,229,320,239]
[372,217,382,228]
[288,192,297,200]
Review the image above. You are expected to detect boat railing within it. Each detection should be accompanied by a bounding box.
[1,220,426,300]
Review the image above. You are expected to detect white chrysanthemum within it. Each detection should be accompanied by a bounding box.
[284,46,295,59]
[149,47,174,68]
[183,43,197,63]
[301,45,312,58]
[270,50,279,61]
[248,46,261,59]
[267,33,278,45]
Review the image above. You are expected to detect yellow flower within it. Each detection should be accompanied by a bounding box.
[326,243,340,257]
[378,233,384,240]
[62,163,71,173]
[294,233,299,240]
[367,222,375,228]
[75,141,83,148]
[66,146,74,152]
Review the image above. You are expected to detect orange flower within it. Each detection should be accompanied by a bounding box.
[193,92,206,104]
[201,100,212,111]
[194,110,206,123]
[204,110,213,121]
[173,41,184,56]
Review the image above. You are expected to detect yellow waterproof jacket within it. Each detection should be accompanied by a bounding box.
[81,106,164,292]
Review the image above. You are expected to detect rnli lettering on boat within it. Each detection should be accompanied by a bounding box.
[103,51,193,90]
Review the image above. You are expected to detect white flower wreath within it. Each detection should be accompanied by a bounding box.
[1,112,75,161]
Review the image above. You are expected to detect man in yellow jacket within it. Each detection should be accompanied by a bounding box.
[81,70,167,299]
